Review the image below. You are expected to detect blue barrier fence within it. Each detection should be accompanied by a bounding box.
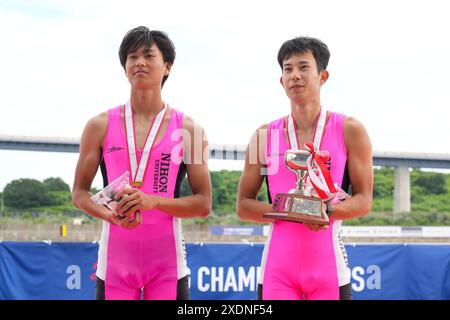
[1,242,449,300]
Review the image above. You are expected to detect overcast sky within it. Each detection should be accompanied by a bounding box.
[1,0,449,191]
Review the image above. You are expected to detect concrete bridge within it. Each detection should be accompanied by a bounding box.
[2,135,450,213]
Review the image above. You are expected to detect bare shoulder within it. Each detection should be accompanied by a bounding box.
[182,113,204,131]
[244,123,270,166]
[85,111,108,131]
[181,113,195,130]
[250,123,269,140]
[181,113,208,146]
[344,116,366,132]
[254,123,269,140]
[343,116,372,151]
[257,123,269,131]
[81,111,108,146]
[343,116,370,140]
[246,123,269,148]
[253,123,269,148]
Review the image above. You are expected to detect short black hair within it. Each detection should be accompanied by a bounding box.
[277,36,330,73]
[119,26,176,87]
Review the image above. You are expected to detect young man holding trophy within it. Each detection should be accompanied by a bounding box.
[236,37,373,300]
[72,26,211,300]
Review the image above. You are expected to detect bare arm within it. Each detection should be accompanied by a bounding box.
[157,115,212,218]
[330,117,373,220]
[72,113,111,222]
[115,115,212,218]
[236,125,274,223]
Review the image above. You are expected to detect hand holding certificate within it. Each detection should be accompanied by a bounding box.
[90,171,131,217]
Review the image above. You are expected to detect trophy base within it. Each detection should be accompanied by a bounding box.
[263,193,329,225]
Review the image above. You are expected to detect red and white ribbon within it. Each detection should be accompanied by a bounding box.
[287,108,336,199]
[304,142,337,199]
[124,100,167,186]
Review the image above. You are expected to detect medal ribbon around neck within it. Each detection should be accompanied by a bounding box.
[287,108,337,199]
[124,100,167,187]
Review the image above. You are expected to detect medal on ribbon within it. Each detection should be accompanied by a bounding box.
[124,100,167,187]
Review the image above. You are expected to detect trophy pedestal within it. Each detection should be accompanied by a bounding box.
[263,193,329,225]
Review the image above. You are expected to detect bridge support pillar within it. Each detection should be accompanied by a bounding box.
[393,166,411,213]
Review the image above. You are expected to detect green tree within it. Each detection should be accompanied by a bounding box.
[43,177,71,206]
[43,177,70,192]
[48,191,71,206]
[373,167,394,198]
[411,170,447,195]
[179,177,192,198]
[90,187,100,195]
[3,179,53,209]
[0,191,4,213]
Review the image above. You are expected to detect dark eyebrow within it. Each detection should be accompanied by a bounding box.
[127,47,155,55]
[283,60,311,68]
[143,48,156,54]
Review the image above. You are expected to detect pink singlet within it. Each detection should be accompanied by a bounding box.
[96,105,189,300]
[260,111,351,300]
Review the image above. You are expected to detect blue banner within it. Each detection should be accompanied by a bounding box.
[1,242,450,300]
[188,243,261,300]
[345,244,450,299]
[0,241,97,300]
[210,226,264,236]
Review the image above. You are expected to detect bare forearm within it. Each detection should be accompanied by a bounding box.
[156,194,211,218]
[72,190,111,222]
[330,193,372,220]
[237,198,274,223]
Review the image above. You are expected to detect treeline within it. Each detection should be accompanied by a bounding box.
[179,168,450,225]
[371,168,449,212]
[1,168,449,225]
[346,168,450,226]
[2,177,71,209]
[0,177,84,223]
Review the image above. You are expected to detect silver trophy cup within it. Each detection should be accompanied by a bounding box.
[263,149,329,225]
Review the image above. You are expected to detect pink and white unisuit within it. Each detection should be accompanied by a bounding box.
[96,105,189,300]
[260,111,351,300]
